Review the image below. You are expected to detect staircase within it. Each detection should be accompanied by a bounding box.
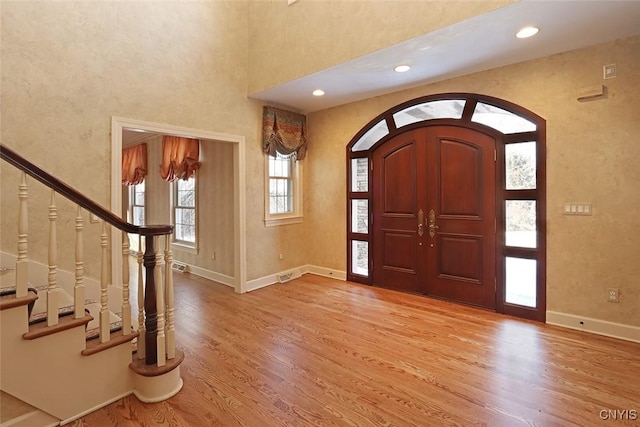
[0,144,184,425]
[0,266,130,426]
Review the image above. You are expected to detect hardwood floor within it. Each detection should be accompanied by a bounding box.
[72,273,640,426]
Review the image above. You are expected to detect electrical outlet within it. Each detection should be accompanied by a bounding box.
[211,252,216,260]
[607,288,620,303]
[279,253,284,260]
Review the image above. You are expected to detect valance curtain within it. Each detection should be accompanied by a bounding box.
[122,143,148,186]
[262,106,308,160]
[160,136,201,182]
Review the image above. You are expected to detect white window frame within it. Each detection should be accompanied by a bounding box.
[129,181,146,226]
[171,175,198,253]
[127,181,146,254]
[264,153,303,227]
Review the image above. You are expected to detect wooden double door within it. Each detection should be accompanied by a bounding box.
[372,125,496,309]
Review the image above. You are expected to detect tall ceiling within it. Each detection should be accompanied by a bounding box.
[250,0,640,114]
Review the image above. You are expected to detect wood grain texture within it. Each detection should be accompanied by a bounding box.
[71,273,640,426]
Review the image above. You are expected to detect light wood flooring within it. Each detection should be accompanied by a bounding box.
[72,273,640,426]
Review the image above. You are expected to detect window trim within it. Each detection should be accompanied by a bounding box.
[264,153,303,227]
[171,175,199,253]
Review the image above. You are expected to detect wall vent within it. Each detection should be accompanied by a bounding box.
[278,269,301,283]
[172,262,188,273]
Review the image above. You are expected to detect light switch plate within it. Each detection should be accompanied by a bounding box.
[603,63,617,79]
[563,203,592,216]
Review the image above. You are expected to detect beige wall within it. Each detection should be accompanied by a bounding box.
[306,36,640,326]
[247,0,515,94]
[0,0,306,281]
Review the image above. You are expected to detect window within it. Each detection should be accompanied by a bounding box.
[128,181,145,253]
[265,153,302,226]
[130,181,145,226]
[172,175,197,248]
[393,99,466,128]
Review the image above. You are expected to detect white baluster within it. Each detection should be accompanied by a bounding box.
[16,173,28,297]
[99,221,110,343]
[121,231,132,334]
[155,236,166,367]
[164,236,175,360]
[137,235,146,359]
[74,206,85,319]
[47,190,58,326]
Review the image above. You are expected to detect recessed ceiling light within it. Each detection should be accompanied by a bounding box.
[394,65,411,73]
[516,26,539,39]
[312,89,325,96]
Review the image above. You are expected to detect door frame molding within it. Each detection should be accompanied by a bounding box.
[111,117,247,293]
[345,93,546,322]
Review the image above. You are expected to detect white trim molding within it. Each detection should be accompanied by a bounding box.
[245,264,347,293]
[546,311,640,343]
[183,264,235,288]
[304,265,347,281]
[111,117,246,294]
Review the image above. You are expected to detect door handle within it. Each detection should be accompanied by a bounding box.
[418,209,424,236]
[428,209,439,238]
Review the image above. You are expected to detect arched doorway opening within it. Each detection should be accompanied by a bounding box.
[346,94,546,322]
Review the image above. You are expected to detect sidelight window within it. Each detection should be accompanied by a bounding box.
[506,142,536,190]
[505,257,537,308]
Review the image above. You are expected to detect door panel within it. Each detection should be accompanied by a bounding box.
[382,144,416,214]
[373,130,426,293]
[438,140,482,217]
[425,127,495,308]
[373,126,496,308]
[438,234,482,283]
[384,232,418,272]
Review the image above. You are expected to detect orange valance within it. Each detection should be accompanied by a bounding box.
[160,136,201,182]
[122,143,147,186]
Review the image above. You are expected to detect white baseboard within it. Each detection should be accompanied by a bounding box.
[245,271,289,292]
[303,265,347,281]
[182,264,235,288]
[546,311,640,343]
[245,264,346,293]
[59,391,133,426]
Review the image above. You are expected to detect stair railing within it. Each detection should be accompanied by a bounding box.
[1,143,174,366]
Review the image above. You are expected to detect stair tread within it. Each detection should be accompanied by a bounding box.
[23,314,93,340]
[4,282,132,344]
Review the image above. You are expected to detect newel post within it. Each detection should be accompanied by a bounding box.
[143,234,158,365]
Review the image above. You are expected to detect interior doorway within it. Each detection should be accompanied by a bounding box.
[110,117,247,293]
[346,94,546,321]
